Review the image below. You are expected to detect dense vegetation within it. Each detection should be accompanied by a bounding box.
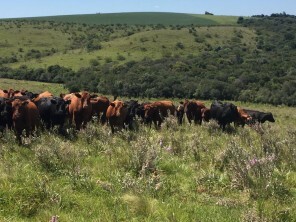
[0,13,296,106]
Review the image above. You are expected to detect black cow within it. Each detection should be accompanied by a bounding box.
[210,101,240,130]
[135,102,151,124]
[0,98,12,132]
[124,100,140,130]
[36,97,70,131]
[243,109,275,124]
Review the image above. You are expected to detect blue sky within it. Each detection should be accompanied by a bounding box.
[0,0,295,19]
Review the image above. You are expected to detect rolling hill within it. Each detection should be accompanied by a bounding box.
[12,12,240,26]
[0,13,296,106]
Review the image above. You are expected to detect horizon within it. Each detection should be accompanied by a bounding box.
[1,0,295,19]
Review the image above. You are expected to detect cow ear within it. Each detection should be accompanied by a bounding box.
[3,90,8,93]
[60,93,65,98]
[110,102,115,107]
[51,99,57,104]
[179,101,184,104]
[74,93,81,98]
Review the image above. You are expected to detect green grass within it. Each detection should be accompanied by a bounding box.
[9,26,256,71]
[0,79,295,221]
[0,78,66,95]
[15,12,240,26]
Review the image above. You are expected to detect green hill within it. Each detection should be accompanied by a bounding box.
[14,12,239,26]
[0,13,296,106]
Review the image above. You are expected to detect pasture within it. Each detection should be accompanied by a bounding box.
[0,80,295,221]
[14,12,240,26]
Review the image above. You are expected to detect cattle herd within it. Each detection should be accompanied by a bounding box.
[0,88,275,144]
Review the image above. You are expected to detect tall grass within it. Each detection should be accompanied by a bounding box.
[0,104,295,221]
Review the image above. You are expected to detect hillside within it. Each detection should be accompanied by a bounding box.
[0,13,296,106]
[12,12,240,26]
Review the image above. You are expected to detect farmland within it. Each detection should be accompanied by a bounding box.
[0,12,296,221]
[0,79,296,221]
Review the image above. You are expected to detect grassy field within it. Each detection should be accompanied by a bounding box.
[0,79,295,221]
[14,12,240,26]
[0,78,66,95]
[8,26,256,71]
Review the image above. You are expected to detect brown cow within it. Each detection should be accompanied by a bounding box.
[90,96,110,124]
[68,91,93,130]
[106,100,128,133]
[234,107,252,127]
[183,99,203,125]
[0,89,9,98]
[10,99,40,144]
[32,91,54,103]
[144,100,176,129]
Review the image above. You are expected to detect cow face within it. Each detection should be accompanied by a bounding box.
[78,92,91,110]
[11,99,29,120]
[51,98,71,116]
[263,112,275,123]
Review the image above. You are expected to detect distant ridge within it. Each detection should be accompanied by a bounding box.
[9,12,239,26]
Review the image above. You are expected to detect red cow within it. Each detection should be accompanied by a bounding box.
[183,99,203,125]
[10,99,40,144]
[32,91,54,103]
[234,107,252,127]
[68,91,93,130]
[0,89,9,98]
[144,100,176,129]
[90,96,110,124]
[106,100,128,133]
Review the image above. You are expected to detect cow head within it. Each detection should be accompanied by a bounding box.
[76,91,91,110]
[51,97,71,116]
[11,99,29,120]
[144,104,158,119]
[262,112,275,123]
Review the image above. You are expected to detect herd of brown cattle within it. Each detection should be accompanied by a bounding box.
[0,88,275,144]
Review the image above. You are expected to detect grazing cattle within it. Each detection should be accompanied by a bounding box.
[90,96,110,124]
[210,101,240,130]
[10,99,40,144]
[35,97,70,130]
[234,107,252,127]
[0,98,13,131]
[68,91,93,130]
[183,100,203,125]
[243,109,275,124]
[106,100,128,133]
[144,100,175,129]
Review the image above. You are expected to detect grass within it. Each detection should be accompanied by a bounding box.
[0,78,66,95]
[14,12,240,26]
[0,80,295,221]
[9,26,256,71]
